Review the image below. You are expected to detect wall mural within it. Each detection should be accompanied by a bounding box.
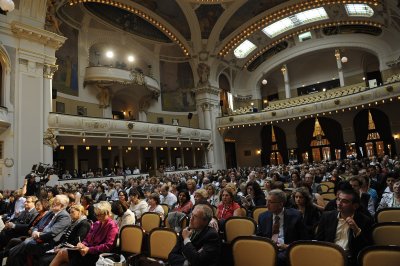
[195,4,224,39]
[160,61,195,112]
[53,23,79,96]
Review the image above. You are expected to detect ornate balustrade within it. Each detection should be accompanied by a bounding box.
[217,80,400,128]
[48,113,212,142]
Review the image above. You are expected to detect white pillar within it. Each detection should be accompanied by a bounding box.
[97,146,103,169]
[152,147,158,170]
[167,147,172,166]
[192,148,196,167]
[281,64,291,99]
[73,144,78,170]
[180,148,185,167]
[119,146,123,168]
[335,49,345,87]
[43,64,57,165]
[138,146,142,171]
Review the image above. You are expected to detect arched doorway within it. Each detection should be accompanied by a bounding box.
[261,125,288,165]
[296,117,346,163]
[354,108,396,158]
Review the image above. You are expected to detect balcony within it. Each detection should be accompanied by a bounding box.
[0,107,10,133]
[48,113,212,144]
[217,79,400,128]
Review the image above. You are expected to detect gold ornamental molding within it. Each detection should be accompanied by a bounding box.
[11,21,67,49]
[43,64,58,79]
[192,85,221,96]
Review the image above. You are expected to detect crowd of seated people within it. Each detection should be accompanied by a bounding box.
[0,154,398,265]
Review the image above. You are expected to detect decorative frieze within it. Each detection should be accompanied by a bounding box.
[11,21,66,49]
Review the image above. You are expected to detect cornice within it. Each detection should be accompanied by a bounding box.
[10,21,67,49]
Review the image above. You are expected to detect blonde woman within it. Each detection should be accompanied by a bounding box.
[50,201,118,266]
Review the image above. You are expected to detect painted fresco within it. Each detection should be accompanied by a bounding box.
[53,23,79,96]
[160,61,196,112]
[195,4,224,39]
[220,0,286,40]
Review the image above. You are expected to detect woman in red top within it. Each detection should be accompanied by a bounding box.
[216,188,241,221]
[173,190,193,215]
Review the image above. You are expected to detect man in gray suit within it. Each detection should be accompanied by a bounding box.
[7,194,71,266]
[0,196,38,249]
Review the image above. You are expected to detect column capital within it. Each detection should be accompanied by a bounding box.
[192,85,221,96]
[43,64,58,79]
[280,64,287,74]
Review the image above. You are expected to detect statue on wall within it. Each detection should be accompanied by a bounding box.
[45,0,62,35]
[43,128,59,150]
[96,85,111,108]
[197,63,210,87]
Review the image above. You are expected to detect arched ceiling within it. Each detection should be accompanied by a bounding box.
[59,0,400,74]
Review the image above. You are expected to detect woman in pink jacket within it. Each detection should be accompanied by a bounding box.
[49,201,118,266]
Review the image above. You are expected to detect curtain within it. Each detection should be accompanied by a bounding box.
[296,118,316,163]
[319,117,346,159]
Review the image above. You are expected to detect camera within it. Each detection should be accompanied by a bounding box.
[28,163,58,181]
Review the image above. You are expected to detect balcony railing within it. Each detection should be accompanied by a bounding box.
[0,106,10,133]
[48,113,211,142]
[84,66,160,92]
[217,78,400,128]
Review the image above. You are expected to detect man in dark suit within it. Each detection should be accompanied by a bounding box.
[316,189,374,265]
[0,196,38,249]
[7,194,71,266]
[168,204,221,266]
[257,189,308,266]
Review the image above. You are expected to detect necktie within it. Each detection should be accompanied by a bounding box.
[272,215,280,243]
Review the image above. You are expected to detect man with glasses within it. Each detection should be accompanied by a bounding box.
[168,204,221,266]
[257,189,308,266]
[0,196,38,249]
[7,195,71,266]
[316,189,373,266]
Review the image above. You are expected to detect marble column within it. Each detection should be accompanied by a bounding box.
[73,145,78,171]
[281,64,291,99]
[167,147,172,167]
[335,49,345,87]
[152,147,158,170]
[43,64,58,165]
[97,146,103,169]
[138,146,142,171]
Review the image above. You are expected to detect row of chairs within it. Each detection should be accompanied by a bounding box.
[120,225,178,265]
[232,237,400,266]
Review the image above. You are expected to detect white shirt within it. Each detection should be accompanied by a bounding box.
[160,192,177,208]
[334,212,350,251]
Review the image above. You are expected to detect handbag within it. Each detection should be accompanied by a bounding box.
[96,253,126,266]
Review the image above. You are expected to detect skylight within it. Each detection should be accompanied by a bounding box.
[234,40,257,59]
[262,7,328,38]
[345,4,374,17]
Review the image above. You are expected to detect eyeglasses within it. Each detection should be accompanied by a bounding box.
[267,201,282,204]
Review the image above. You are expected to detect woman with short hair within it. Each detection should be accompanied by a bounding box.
[50,201,118,266]
[146,193,165,220]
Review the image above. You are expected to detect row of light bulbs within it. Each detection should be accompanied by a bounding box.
[59,145,202,151]
[218,96,400,130]
[242,20,382,69]
[220,0,380,58]
[68,0,189,56]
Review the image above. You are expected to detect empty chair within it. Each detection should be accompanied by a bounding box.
[372,222,400,245]
[160,204,170,218]
[251,206,268,225]
[148,228,178,261]
[288,240,346,266]
[141,212,162,232]
[232,236,277,266]
[224,216,256,243]
[119,225,144,264]
[358,245,400,266]
[376,208,400,223]
[321,192,336,201]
